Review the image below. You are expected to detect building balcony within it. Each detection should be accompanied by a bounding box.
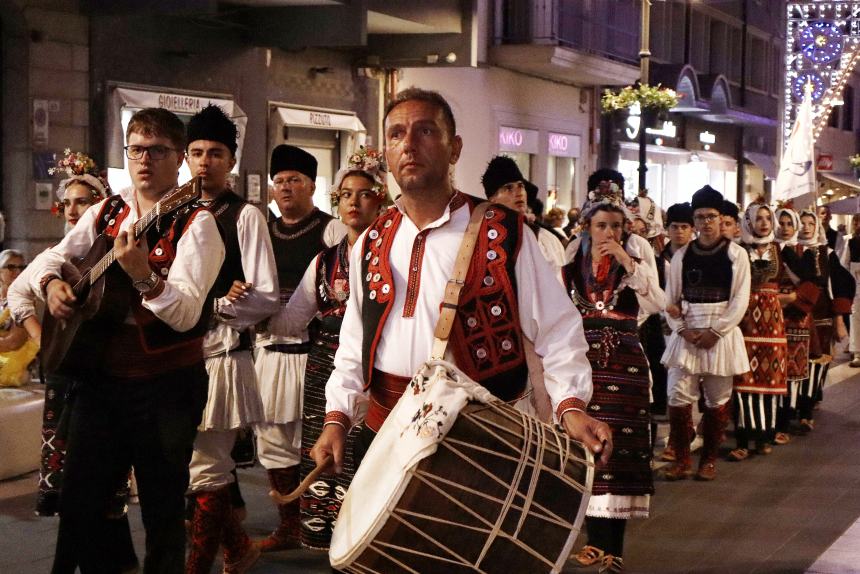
[492,0,641,86]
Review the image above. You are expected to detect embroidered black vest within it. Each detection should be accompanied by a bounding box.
[681,238,733,303]
[315,238,350,319]
[270,208,334,295]
[359,194,528,402]
[94,195,214,356]
[207,191,247,299]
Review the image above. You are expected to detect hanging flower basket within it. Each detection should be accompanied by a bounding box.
[601,84,680,115]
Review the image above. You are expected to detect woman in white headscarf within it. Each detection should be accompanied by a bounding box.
[794,207,852,433]
[727,200,787,460]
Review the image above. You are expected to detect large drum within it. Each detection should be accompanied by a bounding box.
[330,360,593,573]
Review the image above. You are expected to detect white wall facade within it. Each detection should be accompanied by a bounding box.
[397,66,593,212]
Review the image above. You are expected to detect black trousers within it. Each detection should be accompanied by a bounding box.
[53,364,207,574]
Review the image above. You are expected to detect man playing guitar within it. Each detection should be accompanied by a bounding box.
[31,108,224,573]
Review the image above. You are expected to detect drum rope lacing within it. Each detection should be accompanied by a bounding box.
[355,401,590,573]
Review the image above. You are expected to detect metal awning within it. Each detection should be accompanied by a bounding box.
[821,172,860,192]
[822,194,860,214]
[744,151,778,180]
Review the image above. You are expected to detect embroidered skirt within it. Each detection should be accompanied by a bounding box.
[784,313,811,382]
[733,286,788,395]
[582,319,653,503]
[299,323,358,550]
[36,374,70,516]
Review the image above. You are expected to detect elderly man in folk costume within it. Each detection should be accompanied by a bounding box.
[661,185,751,482]
[311,87,612,488]
[254,145,347,551]
[182,105,279,573]
[266,147,388,550]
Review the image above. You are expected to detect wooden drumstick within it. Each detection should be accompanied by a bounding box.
[269,455,334,504]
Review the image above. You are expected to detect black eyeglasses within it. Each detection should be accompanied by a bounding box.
[3,264,26,271]
[124,145,177,161]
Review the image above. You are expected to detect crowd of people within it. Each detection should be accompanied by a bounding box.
[2,87,857,574]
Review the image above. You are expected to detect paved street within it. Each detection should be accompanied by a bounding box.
[3,357,860,573]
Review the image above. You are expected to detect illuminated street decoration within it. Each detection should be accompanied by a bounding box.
[785,2,860,143]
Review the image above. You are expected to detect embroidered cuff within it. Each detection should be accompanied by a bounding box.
[324,411,351,430]
[556,397,588,420]
[40,274,61,298]
[708,327,723,338]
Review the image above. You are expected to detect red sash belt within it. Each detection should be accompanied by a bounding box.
[366,369,411,432]
[103,324,204,379]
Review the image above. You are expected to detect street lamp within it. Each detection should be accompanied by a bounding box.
[638,0,654,194]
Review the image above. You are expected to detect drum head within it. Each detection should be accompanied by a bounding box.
[330,361,491,567]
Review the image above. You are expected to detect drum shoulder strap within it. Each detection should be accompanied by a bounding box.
[430,202,489,359]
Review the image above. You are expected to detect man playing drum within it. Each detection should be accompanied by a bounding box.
[311,88,612,477]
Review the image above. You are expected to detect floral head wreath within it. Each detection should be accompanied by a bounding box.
[48,149,110,217]
[582,181,633,221]
[330,146,388,205]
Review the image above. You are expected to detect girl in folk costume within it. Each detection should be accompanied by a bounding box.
[773,205,817,443]
[267,148,387,550]
[795,208,852,432]
[565,184,665,574]
[10,150,110,515]
[6,151,137,571]
[727,200,788,460]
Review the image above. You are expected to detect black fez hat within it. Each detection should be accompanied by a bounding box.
[270,145,317,180]
[665,202,693,226]
[186,104,238,155]
[721,199,740,221]
[481,156,525,198]
[587,168,624,192]
[691,185,724,212]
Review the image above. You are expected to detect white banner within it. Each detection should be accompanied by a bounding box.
[774,87,816,202]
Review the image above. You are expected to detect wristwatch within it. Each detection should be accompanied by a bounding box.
[133,271,160,294]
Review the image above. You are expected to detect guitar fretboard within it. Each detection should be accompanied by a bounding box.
[74,178,199,292]
[85,209,158,285]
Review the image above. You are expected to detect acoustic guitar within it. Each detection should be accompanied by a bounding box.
[40,178,202,376]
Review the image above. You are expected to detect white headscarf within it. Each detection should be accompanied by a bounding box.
[774,206,800,247]
[797,207,825,247]
[740,201,775,246]
[634,194,664,239]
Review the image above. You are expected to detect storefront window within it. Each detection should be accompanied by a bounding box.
[547,156,575,212]
[618,159,665,205]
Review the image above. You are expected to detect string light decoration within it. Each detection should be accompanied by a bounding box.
[784,2,860,144]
